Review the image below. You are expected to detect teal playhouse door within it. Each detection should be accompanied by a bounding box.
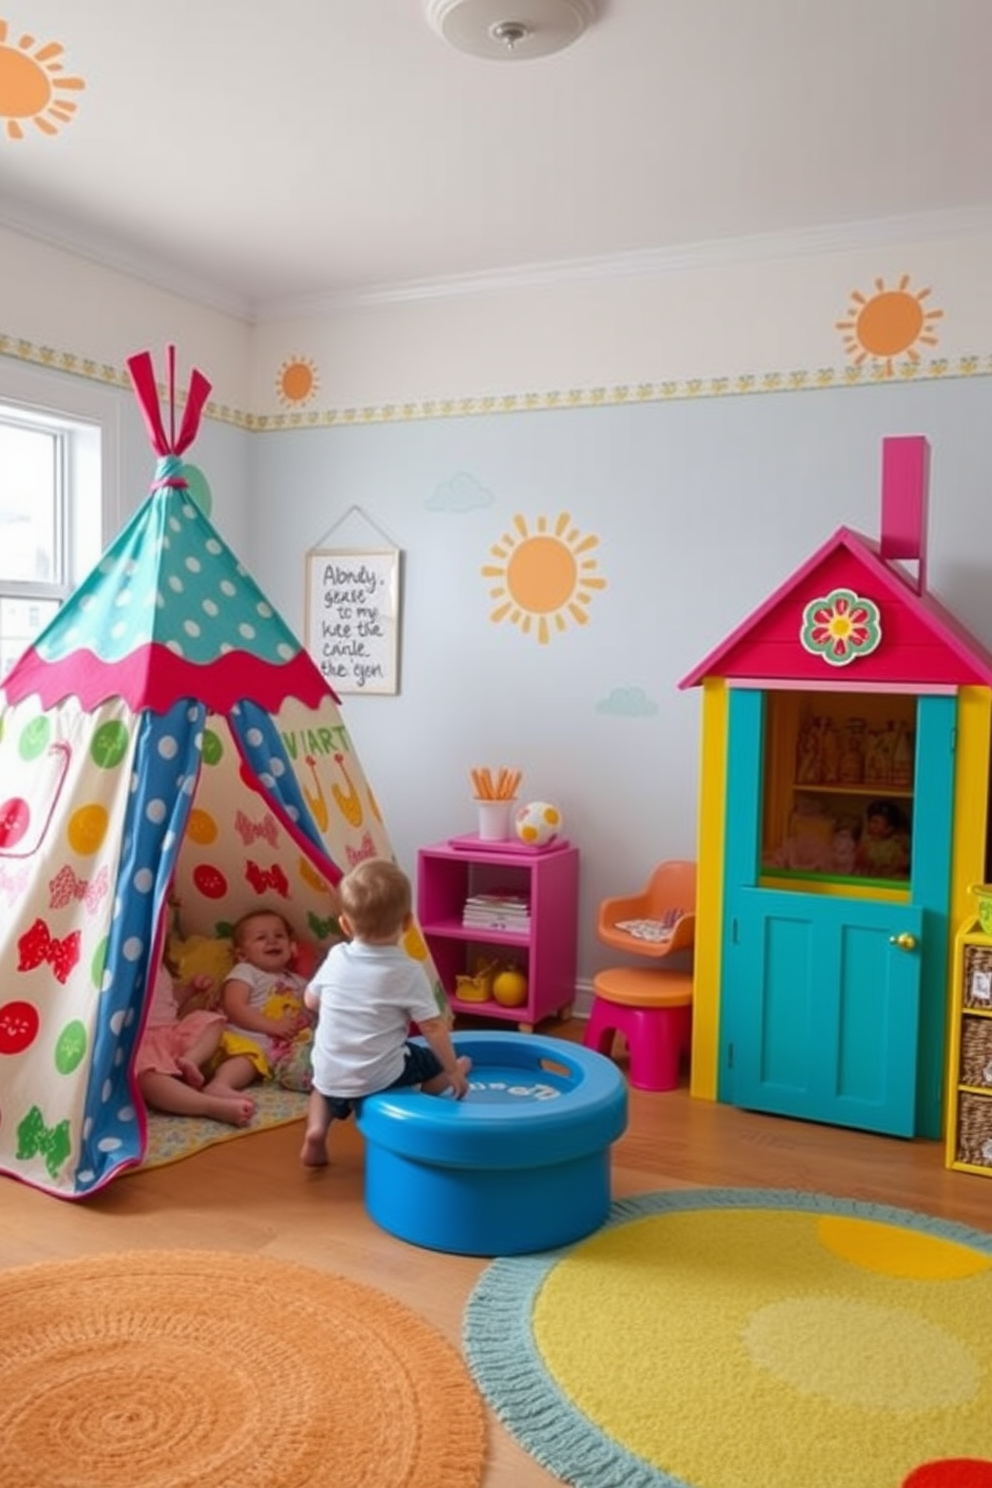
[719,689,955,1138]
[724,886,922,1135]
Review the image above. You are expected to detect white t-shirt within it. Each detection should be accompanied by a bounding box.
[308,940,440,1098]
[225,960,308,1057]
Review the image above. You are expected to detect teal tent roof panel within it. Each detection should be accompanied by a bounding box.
[34,486,303,670]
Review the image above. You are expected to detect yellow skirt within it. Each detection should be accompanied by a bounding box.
[217,1029,272,1078]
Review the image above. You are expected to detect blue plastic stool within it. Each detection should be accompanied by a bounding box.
[356,1031,628,1256]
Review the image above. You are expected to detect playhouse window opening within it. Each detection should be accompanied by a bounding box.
[761,690,917,888]
[0,401,103,680]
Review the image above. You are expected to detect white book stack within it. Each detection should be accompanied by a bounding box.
[462,889,531,932]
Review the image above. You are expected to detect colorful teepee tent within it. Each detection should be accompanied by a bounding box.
[0,349,439,1198]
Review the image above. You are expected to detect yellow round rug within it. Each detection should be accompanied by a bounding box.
[464,1188,992,1488]
[0,1249,485,1488]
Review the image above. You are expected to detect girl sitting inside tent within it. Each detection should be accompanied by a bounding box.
[216,909,316,1093]
[135,955,256,1127]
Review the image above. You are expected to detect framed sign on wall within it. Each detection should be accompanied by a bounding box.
[305,544,401,694]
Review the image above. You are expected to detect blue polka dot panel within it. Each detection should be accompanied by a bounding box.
[0,349,431,1198]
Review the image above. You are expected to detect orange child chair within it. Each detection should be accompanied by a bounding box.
[584,860,696,1091]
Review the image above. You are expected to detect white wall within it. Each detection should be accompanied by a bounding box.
[3,219,992,995]
[0,225,252,413]
[250,222,992,416]
[247,374,992,985]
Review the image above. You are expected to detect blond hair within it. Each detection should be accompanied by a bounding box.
[339,858,411,941]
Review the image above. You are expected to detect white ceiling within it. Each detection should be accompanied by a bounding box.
[1,0,990,321]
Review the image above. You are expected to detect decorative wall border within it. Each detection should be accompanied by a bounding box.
[2,333,991,432]
[0,334,250,429]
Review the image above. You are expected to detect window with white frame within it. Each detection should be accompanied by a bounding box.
[0,370,119,681]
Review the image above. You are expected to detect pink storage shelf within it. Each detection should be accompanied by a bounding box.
[418,838,579,1031]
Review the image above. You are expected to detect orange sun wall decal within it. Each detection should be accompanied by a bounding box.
[0,18,85,139]
[276,356,319,408]
[482,512,607,645]
[836,275,943,376]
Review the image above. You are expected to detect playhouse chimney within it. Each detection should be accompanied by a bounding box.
[879,435,929,594]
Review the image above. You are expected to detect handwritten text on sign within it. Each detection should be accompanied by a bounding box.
[305,548,400,694]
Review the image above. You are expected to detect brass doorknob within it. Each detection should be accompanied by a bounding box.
[889,932,917,951]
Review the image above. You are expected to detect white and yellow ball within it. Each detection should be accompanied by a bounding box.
[514,800,562,847]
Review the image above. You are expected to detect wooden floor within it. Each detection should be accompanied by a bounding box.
[3,1018,991,1488]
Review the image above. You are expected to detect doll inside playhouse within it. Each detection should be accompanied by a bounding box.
[761,692,915,885]
[766,792,911,881]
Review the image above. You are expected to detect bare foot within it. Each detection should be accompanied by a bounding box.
[300,1129,329,1168]
[202,1070,257,1098]
[456,1055,473,1079]
[177,1057,206,1090]
[203,1094,255,1126]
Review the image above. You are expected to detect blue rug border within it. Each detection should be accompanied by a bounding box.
[462,1186,992,1488]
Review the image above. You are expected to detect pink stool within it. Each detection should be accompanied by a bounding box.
[584,967,693,1091]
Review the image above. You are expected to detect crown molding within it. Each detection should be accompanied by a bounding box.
[2,193,991,326]
[255,204,992,321]
[0,195,255,325]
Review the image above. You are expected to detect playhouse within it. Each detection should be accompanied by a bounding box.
[680,435,992,1141]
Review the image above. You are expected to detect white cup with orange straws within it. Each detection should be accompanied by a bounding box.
[470,766,521,842]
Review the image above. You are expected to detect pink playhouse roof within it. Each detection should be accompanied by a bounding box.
[679,438,992,691]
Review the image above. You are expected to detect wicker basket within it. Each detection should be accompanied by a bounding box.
[959,1017,992,1088]
[964,946,992,1009]
[956,1091,992,1168]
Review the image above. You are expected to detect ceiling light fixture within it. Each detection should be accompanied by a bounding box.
[425,0,596,62]
[490,21,530,50]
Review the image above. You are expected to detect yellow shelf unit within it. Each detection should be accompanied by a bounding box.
[946,918,992,1177]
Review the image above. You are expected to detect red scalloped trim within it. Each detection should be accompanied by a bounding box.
[2,643,338,714]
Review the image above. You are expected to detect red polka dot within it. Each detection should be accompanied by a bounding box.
[239,761,265,794]
[904,1461,992,1488]
[0,797,30,849]
[0,999,40,1055]
[193,863,228,900]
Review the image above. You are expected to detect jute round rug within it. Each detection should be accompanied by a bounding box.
[0,1249,485,1488]
[463,1187,992,1488]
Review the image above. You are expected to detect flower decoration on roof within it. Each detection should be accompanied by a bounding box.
[800,589,881,667]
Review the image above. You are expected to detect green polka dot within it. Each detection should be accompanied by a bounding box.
[19,715,51,760]
[90,937,108,989]
[54,1019,87,1075]
[202,729,223,766]
[183,463,212,517]
[90,720,130,770]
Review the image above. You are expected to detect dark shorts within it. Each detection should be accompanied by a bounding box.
[316,1040,444,1121]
